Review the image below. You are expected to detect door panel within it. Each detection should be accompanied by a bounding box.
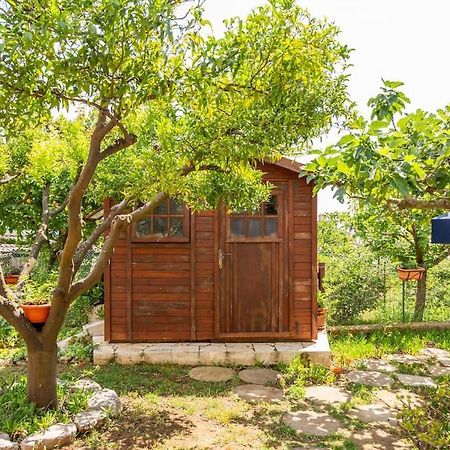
[218,184,290,338]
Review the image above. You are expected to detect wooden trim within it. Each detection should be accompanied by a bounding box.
[218,331,292,339]
[287,180,295,337]
[103,198,112,342]
[213,207,220,339]
[311,191,318,340]
[126,224,133,341]
[190,213,196,340]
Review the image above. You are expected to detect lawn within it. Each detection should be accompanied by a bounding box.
[2,329,450,449]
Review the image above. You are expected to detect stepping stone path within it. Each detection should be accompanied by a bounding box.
[428,364,450,377]
[233,384,284,402]
[360,359,396,373]
[396,373,437,388]
[238,368,280,385]
[347,370,393,387]
[283,411,343,437]
[349,403,398,426]
[419,347,450,359]
[188,366,235,382]
[375,389,422,409]
[387,354,428,365]
[304,385,350,405]
[350,429,412,449]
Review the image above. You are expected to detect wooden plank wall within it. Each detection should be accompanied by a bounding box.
[106,163,317,342]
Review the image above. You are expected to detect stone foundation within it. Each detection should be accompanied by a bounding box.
[93,331,331,367]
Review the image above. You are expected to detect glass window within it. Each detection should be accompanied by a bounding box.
[264,218,278,237]
[248,218,261,237]
[134,198,188,241]
[264,196,278,215]
[230,218,245,237]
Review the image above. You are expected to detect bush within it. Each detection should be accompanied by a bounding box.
[322,249,384,324]
[0,376,91,440]
[398,378,450,449]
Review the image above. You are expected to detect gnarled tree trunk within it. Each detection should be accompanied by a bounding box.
[27,340,58,408]
[414,269,427,322]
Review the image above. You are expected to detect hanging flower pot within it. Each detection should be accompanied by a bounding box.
[4,274,19,284]
[396,267,426,281]
[317,307,327,330]
[21,303,51,324]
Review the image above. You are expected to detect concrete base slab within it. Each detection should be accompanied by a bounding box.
[93,331,331,367]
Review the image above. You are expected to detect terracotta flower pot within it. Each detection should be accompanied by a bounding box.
[317,307,327,330]
[22,304,51,324]
[397,267,426,281]
[4,274,19,285]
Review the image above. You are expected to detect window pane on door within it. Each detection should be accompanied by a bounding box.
[248,218,261,237]
[264,218,278,237]
[230,218,245,237]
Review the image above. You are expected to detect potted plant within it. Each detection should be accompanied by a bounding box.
[20,276,56,324]
[396,260,426,281]
[21,297,51,324]
[317,296,327,330]
[4,267,20,285]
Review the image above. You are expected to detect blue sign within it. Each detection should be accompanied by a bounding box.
[431,214,450,244]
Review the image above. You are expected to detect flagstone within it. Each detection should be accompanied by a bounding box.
[346,370,393,387]
[283,410,343,437]
[303,385,350,405]
[233,384,284,402]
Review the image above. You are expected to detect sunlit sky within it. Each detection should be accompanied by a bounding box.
[203,0,450,213]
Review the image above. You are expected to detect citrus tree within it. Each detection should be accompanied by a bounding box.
[0,0,351,408]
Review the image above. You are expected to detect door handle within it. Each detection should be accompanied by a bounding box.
[218,249,231,269]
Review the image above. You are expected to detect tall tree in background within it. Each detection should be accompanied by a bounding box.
[353,205,450,321]
[306,80,450,211]
[0,0,352,408]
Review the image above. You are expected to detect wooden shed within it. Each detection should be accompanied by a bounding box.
[104,158,318,343]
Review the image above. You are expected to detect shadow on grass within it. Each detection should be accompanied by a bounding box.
[92,405,193,449]
[62,363,241,397]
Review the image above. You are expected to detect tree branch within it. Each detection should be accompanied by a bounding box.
[0,173,19,184]
[17,185,51,289]
[427,247,450,268]
[72,198,129,273]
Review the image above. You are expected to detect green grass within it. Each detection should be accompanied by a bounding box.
[330,329,450,363]
[0,375,91,440]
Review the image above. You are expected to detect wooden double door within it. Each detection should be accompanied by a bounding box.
[218,183,290,339]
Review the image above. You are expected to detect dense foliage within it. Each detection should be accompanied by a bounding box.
[306,80,450,211]
[398,378,450,449]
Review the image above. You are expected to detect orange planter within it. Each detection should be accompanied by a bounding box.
[317,307,327,330]
[4,274,19,284]
[22,304,51,324]
[397,267,426,281]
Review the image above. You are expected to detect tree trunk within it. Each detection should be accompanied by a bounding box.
[27,342,58,409]
[413,269,427,322]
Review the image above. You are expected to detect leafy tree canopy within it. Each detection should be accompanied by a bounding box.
[305,80,450,210]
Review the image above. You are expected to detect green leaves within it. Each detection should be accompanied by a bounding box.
[306,81,450,210]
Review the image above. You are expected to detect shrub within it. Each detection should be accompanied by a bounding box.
[398,378,450,449]
[322,249,384,324]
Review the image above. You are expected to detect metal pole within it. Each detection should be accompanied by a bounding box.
[402,280,406,323]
